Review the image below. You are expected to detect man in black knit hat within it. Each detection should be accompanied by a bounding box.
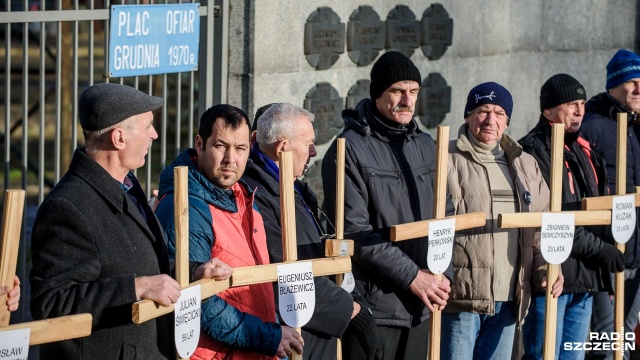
[520,74,625,359]
[322,51,454,359]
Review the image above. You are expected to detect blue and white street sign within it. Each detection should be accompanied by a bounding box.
[109,4,200,77]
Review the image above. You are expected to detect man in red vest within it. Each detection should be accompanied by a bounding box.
[155,104,304,359]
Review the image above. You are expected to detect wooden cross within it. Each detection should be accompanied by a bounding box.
[0,189,93,348]
[498,123,613,360]
[133,158,354,360]
[388,126,486,360]
[581,113,637,360]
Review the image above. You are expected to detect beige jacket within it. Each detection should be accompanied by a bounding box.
[445,124,550,326]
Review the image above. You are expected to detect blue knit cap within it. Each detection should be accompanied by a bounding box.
[606,49,640,90]
[464,82,513,120]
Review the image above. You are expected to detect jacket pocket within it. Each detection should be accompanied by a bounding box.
[118,343,136,360]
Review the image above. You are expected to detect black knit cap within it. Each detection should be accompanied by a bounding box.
[251,103,274,132]
[79,83,164,131]
[369,51,422,100]
[539,74,586,111]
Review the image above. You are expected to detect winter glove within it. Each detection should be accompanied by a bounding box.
[348,297,382,360]
[596,244,625,272]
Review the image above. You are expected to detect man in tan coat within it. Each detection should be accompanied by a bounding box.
[442,81,563,360]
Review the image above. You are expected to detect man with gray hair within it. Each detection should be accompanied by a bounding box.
[30,83,231,359]
[243,102,381,360]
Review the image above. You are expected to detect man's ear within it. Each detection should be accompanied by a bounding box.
[275,139,288,155]
[111,128,126,150]
[195,135,204,155]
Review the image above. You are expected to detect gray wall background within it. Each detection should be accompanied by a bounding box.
[226,0,640,200]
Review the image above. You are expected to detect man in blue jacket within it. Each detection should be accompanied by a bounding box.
[155,104,303,359]
[581,49,640,359]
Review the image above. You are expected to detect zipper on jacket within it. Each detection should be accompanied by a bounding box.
[370,172,398,180]
[417,170,433,182]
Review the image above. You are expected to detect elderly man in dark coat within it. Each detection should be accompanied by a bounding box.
[29,83,231,359]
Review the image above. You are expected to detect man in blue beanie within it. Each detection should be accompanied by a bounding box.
[322,51,454,359]
[581,49,640,359]
[442,81,563,360]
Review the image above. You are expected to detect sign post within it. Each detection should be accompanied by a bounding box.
[0,190,93,356]
[387,126,486,360]
[581,113,636,359]
[498,124,613,360]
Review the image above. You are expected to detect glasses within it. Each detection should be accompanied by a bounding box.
[306,202,337,241]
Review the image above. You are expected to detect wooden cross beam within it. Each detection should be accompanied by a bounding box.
[0,189,92,347]
[386,127,486,360]
[498,124,612,360]
[581,113,633,360]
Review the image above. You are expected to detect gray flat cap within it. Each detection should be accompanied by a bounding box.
[79,83,164,131]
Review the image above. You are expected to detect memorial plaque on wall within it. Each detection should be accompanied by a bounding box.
[304,7,345,70]
[304,82,344,145]
[385,5,420,57]
[347,6,384,66]
[421,4,453,60]
[346,80,370,110]
[418,73,451,128]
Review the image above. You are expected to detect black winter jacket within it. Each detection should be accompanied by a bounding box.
[242,154,353,360]
[581,93,640,268]
[520,117,615,293]
[322,99,454,327]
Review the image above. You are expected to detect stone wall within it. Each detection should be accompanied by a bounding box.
[227,0,639,203]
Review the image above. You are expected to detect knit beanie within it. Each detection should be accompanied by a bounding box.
[464,82,513,119]
[606,49,640,90]
[369,51,422,100]
[540,74,586,111]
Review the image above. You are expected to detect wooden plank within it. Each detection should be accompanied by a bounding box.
[498,210,611,228]
[174,166,190,287]
[279,151,302,360]
[614,113,628,360]
[324,239,354,257]
[1,313,92,345]
[0,189,25,326]
[390,212,486,242]
[429,126,449,360]
[542,123,564,360]
[582,193,640,211]
[335,138,346,360]
[231,257,352,287]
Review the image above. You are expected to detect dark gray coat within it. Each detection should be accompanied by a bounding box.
[322,99,454,328]
[30,148,173,360]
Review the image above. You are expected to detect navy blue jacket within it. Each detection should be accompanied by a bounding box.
[581,92,640,268]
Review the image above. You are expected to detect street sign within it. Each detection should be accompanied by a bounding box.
[109,4,200,77]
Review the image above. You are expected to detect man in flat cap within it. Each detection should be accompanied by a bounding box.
[30,83,232,359]
[322,51,453,359]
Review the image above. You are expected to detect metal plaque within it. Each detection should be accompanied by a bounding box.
[303,82,344,145]
[346,79,370,110]
[347,6,384,66]
[421,4,453,60]
[304,7,345,70]
[418,73,451,128]
[385,5,420,58]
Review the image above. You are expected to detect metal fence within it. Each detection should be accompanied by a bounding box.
[0,0,227,324]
